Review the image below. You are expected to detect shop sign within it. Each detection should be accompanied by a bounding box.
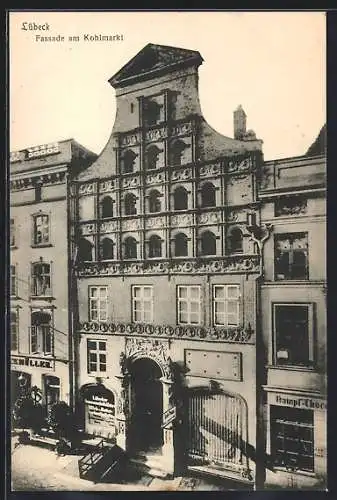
[162,406,176,427]
[85,393,115,429]
[269,392,327,411]
[11,355,55,370]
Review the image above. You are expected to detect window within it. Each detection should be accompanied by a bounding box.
[200,231,217,256]
[274,304,314,367]
[100,238,114,260]
[31,262,52,296]
[132,286,153,323]
[44,376,60,415]
[270,406,314,473]
[11,310,18,351]
[275,233,308,280]
[200,183,216,208]
[170,139,186,166]
[122,149,137,174]
[173,186,188,211]
[177,286,201,325]
[10,265,17,296]
[35,185,42,202]
[100,196,114,218]
[144,100,162,126]
[10,218,16,247]
[228,227,243,254]
[213,285,240,327]
[87,340,107,374]
[275,196,307,217]
[148,235,162,258]
[146,146,161,171]
[33,214,50,246]
[78,238,93,262]
[89,287,108,322]
[149,190,162,213]
[124,237,137,259]
[174,232,188,257]
[124,193,137,216]
[30,311,53,355]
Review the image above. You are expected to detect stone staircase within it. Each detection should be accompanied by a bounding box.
[131,451,171,479]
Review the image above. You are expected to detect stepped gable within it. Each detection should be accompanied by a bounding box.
[109,43,203,88]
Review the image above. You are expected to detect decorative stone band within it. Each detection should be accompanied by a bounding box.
[78,321,254,343]
[10,171,67,191]
[76,255,260,277]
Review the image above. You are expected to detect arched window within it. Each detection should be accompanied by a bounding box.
[124,237,137,259]
[78,238,93,262]
[201,182,216,208]
[228,227,243,254]
[148,235,162,258]
[122,149,137,174]
[149,190,162,213]
[144,100,162,126]
[174,186,188,211]
[174,233,188,257]
[200,231,217,256]
[146,145,161,171]
[170,139,186,166]
[100,238,114,260]
[100,196,114,218]
[124,193,137,216]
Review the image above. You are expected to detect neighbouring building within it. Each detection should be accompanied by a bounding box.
[10,140,96,415]
[258,129,327,489]
[71,43,271,486]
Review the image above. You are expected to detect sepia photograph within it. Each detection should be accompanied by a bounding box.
[8,10,326,492]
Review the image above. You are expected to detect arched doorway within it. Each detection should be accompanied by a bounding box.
[129,358,163,453]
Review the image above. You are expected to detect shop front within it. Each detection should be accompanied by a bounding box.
[264,388,327,489]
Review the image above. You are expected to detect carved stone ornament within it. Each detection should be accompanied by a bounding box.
[80,223,97,235]
[171,168,192,181]
[79,183,95,195]
[100,221,118,233]
[99,180,115,193]
[145,172,165,185]
[122,177,139,189]
[125,338,174,380]
[199,163,221,177]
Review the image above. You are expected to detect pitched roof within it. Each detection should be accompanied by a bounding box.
[306,124,326,156]
[109,43,203,88]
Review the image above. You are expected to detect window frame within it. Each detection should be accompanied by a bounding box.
[88,286,108,323]
[148,234,162,259]
[30,261,52,297]
[87,339,107,375]
[177,285,202,326]
[274,232,309,281]
[32,212,51,247]
[272,302,315,368]
[10,308,19,352]
[212,284,240,327]
[131,285,154,324]
[124,236,138,260]
[30,310,53,356]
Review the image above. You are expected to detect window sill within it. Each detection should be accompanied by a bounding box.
[31,243,53,249]
[273,466,316,478]
[274,278,309,283]
[267,364,316,372]
[30,295,55,300]
[29,353,55,358]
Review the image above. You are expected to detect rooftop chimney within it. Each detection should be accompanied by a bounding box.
[234,105,247,140]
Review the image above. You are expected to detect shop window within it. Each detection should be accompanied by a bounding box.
[274,304,314,367]
[124,236,137,259]
[143,99,162,126]
[44,376,60,416]
[148,190,162,213]
[10,265,17,296]
[174,232,188,257]
[124,193,137,216]
[227,227,243,254]
[270,406,314,473]
[213,285,240,327]
[30,311,53,355]
[200,230,217,256]
[11,310,19,351]
[173,186,188,211]
[100,196,114,218]
[78,238,93,262]
[87,340,107,374]
[200,182,216,208]
[89,286,108,322]
[132,285,153,323]
[146,145,161,171]
[31,261,52,296]
[32,213,50,246]
[170,139,186,166]
[177,285,201,325]
[274,233,308,280]
[122,149,137,174]
[10,218,16,247]
[148,235,162,258]
[100,238,114,260]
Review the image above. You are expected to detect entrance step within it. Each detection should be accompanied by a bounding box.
[130,457,170,479]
